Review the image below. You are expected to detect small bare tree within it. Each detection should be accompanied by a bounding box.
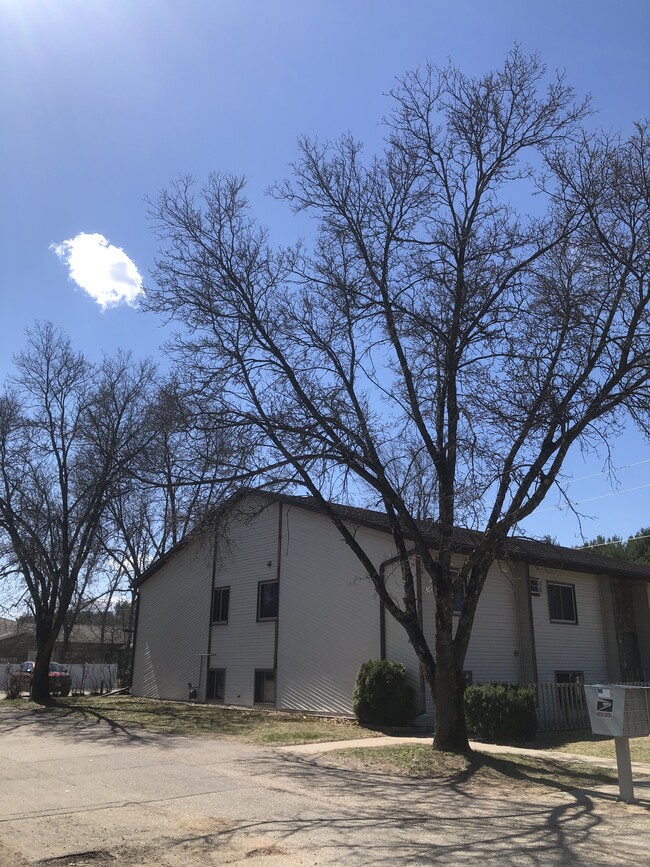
[98,377,242,683]
[147,49,650,751]
[0,323,156,703]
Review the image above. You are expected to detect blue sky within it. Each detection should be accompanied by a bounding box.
[1,0,649,547]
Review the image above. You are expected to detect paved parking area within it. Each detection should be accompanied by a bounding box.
[0,705,648,865]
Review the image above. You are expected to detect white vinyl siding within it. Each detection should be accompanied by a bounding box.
[464,564,521,684]
[133,495,628,714]
[208,502,280,706]
[531,568,608,683]
[415,561,521,713]
[277,506,387,714]
[132,540,214,700]
[383,556,424,706]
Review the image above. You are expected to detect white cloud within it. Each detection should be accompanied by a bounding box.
[51,232,144,310]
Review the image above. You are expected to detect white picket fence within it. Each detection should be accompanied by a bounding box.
[3,662,117,695]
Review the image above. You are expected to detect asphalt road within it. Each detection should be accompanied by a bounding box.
[0,704,648,865]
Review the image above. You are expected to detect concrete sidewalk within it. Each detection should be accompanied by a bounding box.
[279,734,650,772]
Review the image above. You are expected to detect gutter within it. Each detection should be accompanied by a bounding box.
[128,589,140,691]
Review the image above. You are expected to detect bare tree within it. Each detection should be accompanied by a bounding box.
[146,49,650,752]
[0,323,156,702]
[98,377,242,682]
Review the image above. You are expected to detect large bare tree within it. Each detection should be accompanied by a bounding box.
[146,49,650,751]
[0,323,156,702]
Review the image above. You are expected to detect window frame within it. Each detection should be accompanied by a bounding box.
[254,669,276,705]
[547,581,578,625]
[211,585,230,624]
[257,579,279,621]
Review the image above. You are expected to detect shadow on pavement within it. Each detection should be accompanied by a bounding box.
[223,748,648,865]
[0,701,175,748]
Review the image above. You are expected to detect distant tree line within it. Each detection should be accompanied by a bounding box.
[581,528,650,564]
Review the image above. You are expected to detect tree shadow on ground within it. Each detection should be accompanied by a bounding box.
[0,700,174,747]
[229,748,648,866]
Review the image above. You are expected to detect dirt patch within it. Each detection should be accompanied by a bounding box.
[26,838,293,867]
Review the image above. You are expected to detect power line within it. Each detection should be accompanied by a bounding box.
[574,482,650,505]
[577,532,650,550]
[563,457,650,486]
[537,481,650,513]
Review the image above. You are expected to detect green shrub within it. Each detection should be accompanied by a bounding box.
[353,660,416,726]
[464,683,537,743]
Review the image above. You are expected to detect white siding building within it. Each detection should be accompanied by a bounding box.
[132,493,650,715]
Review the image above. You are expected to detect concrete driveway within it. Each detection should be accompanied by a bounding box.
[0,705,648,866]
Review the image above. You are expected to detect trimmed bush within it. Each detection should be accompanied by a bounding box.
[353,660,416,726]
[464,683,537,743]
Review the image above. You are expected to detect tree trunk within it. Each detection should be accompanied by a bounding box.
[432,614,470,752]
[30,648,54,705]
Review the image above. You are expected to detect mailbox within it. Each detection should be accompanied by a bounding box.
[584,683,650,802]
[584,684,650,738]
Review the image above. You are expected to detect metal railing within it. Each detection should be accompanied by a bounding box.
[534,680,650,732]
[534,682,589,732]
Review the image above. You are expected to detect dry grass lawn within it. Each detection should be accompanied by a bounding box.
[0,694,382,745]
[533,730,650,764]
[325,744,619,793]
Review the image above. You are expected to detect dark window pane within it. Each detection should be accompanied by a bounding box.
[254,669,276,704]
[258,581,279,619]
[556,671,583,684]
[212,587,230,623]
[207,669,225,700]
[548,582,577,623]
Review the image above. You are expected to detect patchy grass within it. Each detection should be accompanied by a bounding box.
[0,695,382,745]
[326,744,618,792]
[532,730,650,764]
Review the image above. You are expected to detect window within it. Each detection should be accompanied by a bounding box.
[211,586,230,623]
[254,669,276,704]
[547,582,577,624]
[257,580,279,620]
[555,671,584,684]
[207,669,225,701]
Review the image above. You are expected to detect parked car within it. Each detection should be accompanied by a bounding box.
[10,661,72,696]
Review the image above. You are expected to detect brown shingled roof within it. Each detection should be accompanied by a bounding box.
[136,489,650,585]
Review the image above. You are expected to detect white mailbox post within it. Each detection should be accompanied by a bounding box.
[584,684,650,803]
